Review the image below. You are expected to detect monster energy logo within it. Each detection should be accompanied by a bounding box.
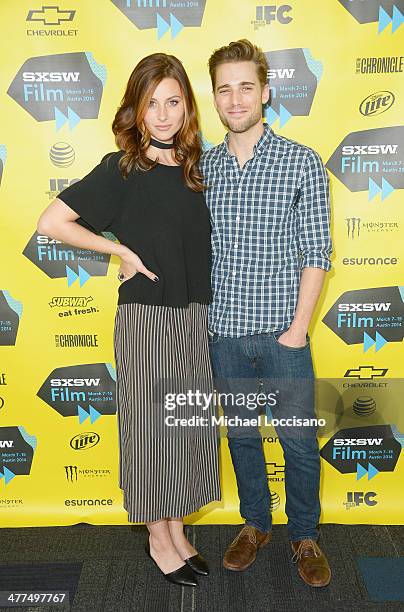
[346,217,361,239]
[65,465,78,481]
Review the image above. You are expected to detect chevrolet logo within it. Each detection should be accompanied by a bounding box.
[27,6,76,26]
[265,462,285,476]
[344,366,388,380]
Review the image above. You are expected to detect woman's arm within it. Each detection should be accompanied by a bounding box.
[37,197,126,257]
[37,198,158,281]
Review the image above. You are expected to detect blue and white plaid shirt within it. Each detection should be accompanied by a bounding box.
[201,123,332,337]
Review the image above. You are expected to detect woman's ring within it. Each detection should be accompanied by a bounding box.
[117,272,125,282]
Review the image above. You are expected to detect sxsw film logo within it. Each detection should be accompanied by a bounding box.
[359,91,395,116]
[23,233,112,286]
[343,491,377,509]
[320,424,402,480]
[252,5,293,30]
[110,0,207,39]
[326,126,404,201]
[7,53,106,130]
[0,291,23,346]
[0,145,7,187]
[338,0,404,33]
[264,48,322,127]
[345,217,399,240]
[26,5,77,36]
[323,286,404,351]
[0,426,37,485]
[37,364,116,422]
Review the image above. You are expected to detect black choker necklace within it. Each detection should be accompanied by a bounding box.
[150,137,174,149]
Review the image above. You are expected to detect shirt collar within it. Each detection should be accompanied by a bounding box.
[222,122,273,160]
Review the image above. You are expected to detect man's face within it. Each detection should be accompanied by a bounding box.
[213,61,269,133]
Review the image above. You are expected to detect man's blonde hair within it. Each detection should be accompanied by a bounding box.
[208,39,269,90]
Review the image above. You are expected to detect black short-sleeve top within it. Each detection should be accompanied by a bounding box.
[57,151,212,307]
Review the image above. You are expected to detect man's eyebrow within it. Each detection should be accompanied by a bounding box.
[217,81,256,90]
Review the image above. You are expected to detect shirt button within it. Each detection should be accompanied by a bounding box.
[236,216,240,221]
[232,271,236,276]
[230,298,235,302]
[234,243,238,249]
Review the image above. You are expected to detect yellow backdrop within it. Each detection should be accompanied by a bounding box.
[1,0,403,526]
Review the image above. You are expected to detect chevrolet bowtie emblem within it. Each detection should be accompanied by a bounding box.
[26,6,76,26]
[344,366,388,380]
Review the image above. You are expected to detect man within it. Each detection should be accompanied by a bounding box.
[201,39,332,587]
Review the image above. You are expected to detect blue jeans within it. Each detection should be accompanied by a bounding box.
[208,329,320,541]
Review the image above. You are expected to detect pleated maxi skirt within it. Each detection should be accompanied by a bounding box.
[113,301,221,523]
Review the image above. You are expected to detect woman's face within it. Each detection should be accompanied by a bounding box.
[143,77,185,143]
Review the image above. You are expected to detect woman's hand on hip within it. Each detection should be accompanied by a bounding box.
[117,246,159,283]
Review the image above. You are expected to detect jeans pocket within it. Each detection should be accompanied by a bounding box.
[272,329,310,351]
[207,330,220,345]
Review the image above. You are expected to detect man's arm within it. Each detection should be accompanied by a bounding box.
[278,149,332,348]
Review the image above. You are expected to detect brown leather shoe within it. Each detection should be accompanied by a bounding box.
[223,525,271,571]
[291,539,331,587]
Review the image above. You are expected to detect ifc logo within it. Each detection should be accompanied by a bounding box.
[49,142,75,167]
[359,91,395,116]
[353,396,377,416]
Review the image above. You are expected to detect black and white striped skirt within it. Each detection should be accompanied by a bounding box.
[113,301,221,523]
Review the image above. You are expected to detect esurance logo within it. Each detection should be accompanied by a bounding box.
[264,48,322,127]
[7,53,106,130]
[320,425,402,479]
[323,286,404,351]
[326,126,404,201]
[110,0,206,39]
[252,4,293,29]
[37,364,117,422]
[23,233,112,286]
[337,0,404,33]
[359,91,395,116]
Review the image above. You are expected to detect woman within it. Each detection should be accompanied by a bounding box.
[37,53,221,588]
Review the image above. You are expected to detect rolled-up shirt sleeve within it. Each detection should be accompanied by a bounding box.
[57,151,126,233]
[297,149,332,271]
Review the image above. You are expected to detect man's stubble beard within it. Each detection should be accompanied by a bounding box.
[218,106,263,134]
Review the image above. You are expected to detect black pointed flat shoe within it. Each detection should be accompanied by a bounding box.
[145,539,198,587]
[185,553,209,576]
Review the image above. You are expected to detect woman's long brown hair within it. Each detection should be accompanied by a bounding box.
[112,53,204,192]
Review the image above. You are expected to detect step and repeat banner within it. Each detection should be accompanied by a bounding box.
[1,0,403,527]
